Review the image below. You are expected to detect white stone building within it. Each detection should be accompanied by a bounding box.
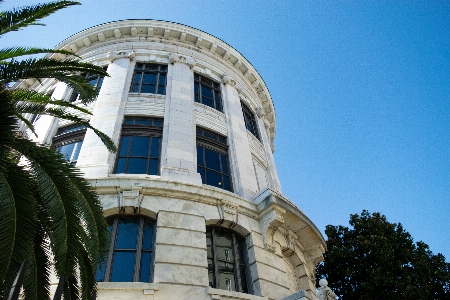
[25,20,326,300]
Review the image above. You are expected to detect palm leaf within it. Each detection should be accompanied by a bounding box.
[0,1,81,35]
[0,47,75,61]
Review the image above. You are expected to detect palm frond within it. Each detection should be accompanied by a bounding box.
[0,47,75,61]
[0,1,81,35]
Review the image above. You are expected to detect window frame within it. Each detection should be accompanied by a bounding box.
[114,116,164,175]
[194,73,223,112]
[196,127,232,192]
[241,102,260,141]
[130,63,167,95]
[97,215,156,283]
[206,226,252,294]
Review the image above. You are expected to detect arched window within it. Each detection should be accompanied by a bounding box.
[53,124,87,166]
[206,226,251,294]
[96,215,155,282]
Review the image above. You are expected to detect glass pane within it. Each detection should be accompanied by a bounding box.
[206,230,212,258]
[115,218,139,249]
[72,141,83,161]
[97,77,104,92]
[150,138,160,157]
[218,261,235,291]
[239,266,248,293]
[197,146,203,166]
[205,148,221,172]
[197,167,205,183]
[208,258,214,288]
[143,73,157,85]
[110,251,135,282]
[236,238,246,265]
[204,131,217,141]
[119,136,130,156]
[135,119,153,126]
[56,143,75,161]
[141,84,156,94]
[116,158,126,173]
[222,176,230,191]
[140,251,151,282]
[194,83,199,96]
[158,75,166,86]
[95,261,106,282]
[215,229,234,262]
[202,96,213,107]
[142,221,153,250]
[154,120,162,127]
[129,137,150,156]
[134,73,141,84]
[124,118,134,125]
[158,86,165,95]
[206,169,223,188]
[127,158,148,174]
[220,155,228,174]
[149,159,158,175]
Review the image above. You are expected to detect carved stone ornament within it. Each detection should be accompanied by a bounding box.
[168,53,196,68]
[259,205,286,252]
[221,74,234,85]
[218,198,239,225]
[119,188,143,213]
[107,50,135,62]
[255,107,265,118]
[264,243,276,253]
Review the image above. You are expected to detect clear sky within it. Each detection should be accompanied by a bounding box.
[2,0,449,258]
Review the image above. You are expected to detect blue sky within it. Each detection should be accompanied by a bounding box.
[2,0,449,258]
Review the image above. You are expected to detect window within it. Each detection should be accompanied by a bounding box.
[52,124,87,166]
[115,117,163,175]
[241,103,260,140]
[194,73,223,112]
[130,63,167,95]
[196,127,231,191]
[206,227,251,294]
[69,69,106,102]
[96,215,154,282]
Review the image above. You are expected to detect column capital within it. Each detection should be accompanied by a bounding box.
[168,53,196,68]
[107,50,135,62]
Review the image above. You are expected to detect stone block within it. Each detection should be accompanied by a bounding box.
[154,263,208,286]
[156,227,206,249]
[157,211,205,232]
[155,244,207,267]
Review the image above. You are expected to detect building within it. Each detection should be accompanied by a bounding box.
[27,20,326,300]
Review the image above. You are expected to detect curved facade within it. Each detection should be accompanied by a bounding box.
[25,20,325,300]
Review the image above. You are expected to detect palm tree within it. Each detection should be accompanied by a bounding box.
[0,1,115,299]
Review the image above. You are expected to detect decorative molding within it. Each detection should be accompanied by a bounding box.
[168,53,196,68]
[107,50,135,62]
[264,243,276,253]
[259,204,286,252]
[218,198,240,226]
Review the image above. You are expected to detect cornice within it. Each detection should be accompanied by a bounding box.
[49,19,277,145]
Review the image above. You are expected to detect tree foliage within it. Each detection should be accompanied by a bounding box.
[0,1,115,299]
[316,210,450,300]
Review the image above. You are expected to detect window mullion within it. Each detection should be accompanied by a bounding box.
[104,218,118,282]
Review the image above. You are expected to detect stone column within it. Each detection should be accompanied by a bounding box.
[77,50,135,178]
[256,108,282,193]
[160,53,202,185]
[222,76,259,200]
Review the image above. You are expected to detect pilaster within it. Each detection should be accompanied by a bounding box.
[222,76,259,200]
[77,50,135,178]
[160,53,202,185]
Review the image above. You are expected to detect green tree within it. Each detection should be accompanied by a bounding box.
[0,1,115,299]
[316,210,450,300]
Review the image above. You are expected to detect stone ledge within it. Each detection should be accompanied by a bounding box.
[206,286,268,300]
[98,282,160,291]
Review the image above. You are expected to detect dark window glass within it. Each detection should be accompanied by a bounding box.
[241,103,260,140]
[206,227,250,293]
[194,73,222,112]
[68,67,106,102]
[115,117,163,175]
[130,63,167,95]
[97,216,154,283]
[196,127,231,191]
[53,124,86,167]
